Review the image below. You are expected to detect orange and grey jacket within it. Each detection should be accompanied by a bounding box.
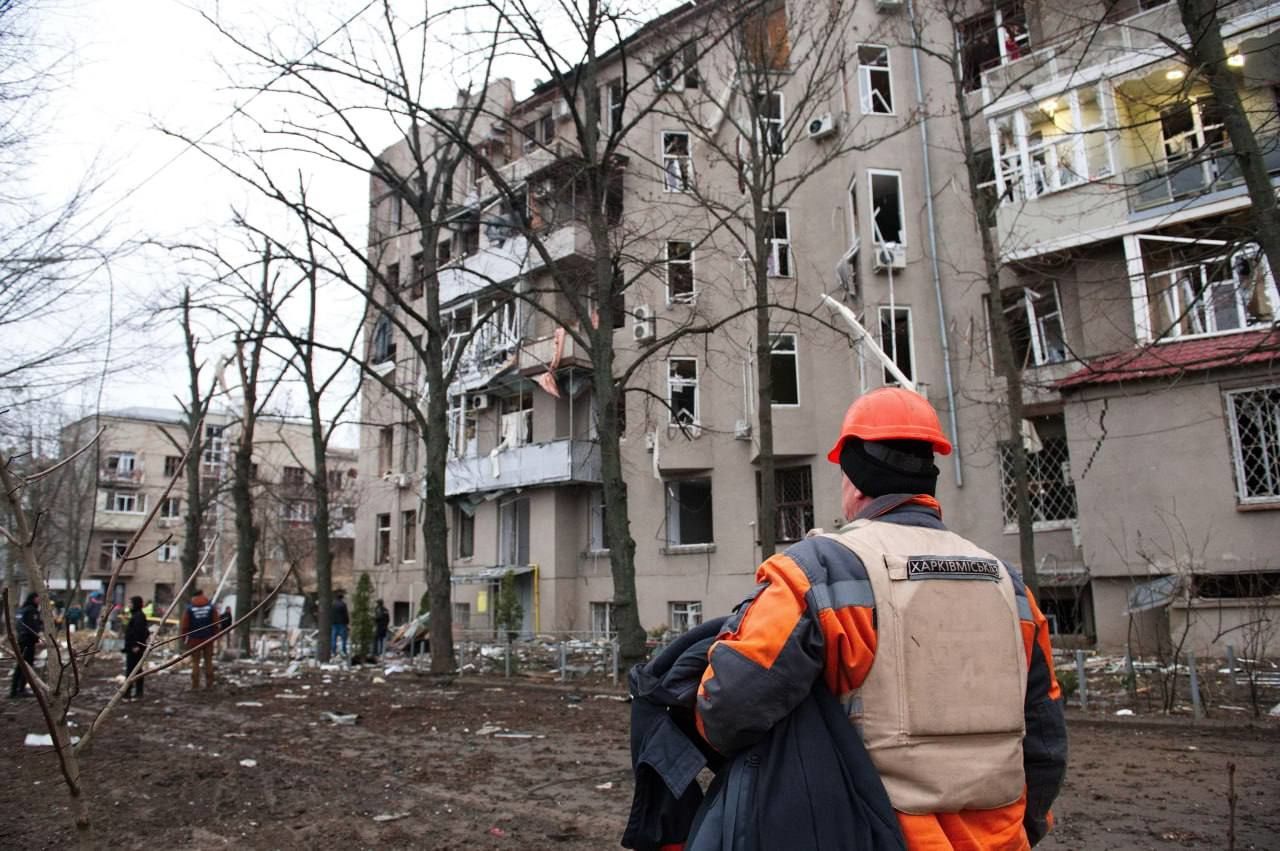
[695,495,1067,850]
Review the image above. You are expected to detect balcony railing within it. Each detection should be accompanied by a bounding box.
[445,439,601,496]
[100,465,144,485]
[1126,132,1280,213]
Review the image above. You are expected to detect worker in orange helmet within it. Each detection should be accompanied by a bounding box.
[696,387,1067,849]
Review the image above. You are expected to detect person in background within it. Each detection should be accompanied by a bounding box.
[142,599,155,621]
[373,599,391,657]
[8,592,43,699]
[219,605,233,650]
[123,596,149,700]
[331,590,350,657]
[84,591,104,630]
[180,589,219,689]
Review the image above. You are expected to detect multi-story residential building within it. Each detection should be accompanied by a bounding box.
[58,408,358,617]
[357,0,1279,655]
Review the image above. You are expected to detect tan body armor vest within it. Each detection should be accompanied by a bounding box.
[825,520,1028,814]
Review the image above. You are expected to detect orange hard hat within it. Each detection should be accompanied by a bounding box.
[826,387,952,463]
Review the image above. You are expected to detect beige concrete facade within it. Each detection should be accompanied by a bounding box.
[355,0,1280,654]
[59,408,358,617]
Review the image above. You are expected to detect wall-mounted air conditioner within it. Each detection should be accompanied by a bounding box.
[807,113,836,141]
[734,419,752,440]
[632,304,656,342]
[469,392,490,410]
[555,98,573,121]
[872,243,907,272]
[875,0,903,12]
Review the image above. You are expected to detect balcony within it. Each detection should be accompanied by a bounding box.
[100,464,143,486]
[96,511,147,532]
[982,0,1273,99]
[444,438,601,496]
[517,331,592,376]
[1127,132,1280,213]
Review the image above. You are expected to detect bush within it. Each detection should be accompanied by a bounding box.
[418,589,430,617]
[1057,668,1078,701]
[494,570,523,641]
[350,573,375,659]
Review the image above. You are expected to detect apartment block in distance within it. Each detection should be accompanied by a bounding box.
[58,408,358,616]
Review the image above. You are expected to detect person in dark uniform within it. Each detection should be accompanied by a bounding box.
[123,596,149,700]
[9,592,43,698]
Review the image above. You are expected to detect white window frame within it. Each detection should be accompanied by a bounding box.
[590,601,618,637]
[665,478,715,547]
[375,512,392,564]
[588,488,609,553]
[662,130,693,193]
[160,496,181,519]
[106,490,143,514]
[669,601,704,634]
[992,283,1069,368]
[607,79,625,135]
[665,240,696,304]
[857,45,895,116]
[1225,385,1280,504]
[401,509,418,563]
[868,169,906,247]
[202,425,225,476]
[767,209,792,277]
[157,542,179,563]
[878,305,915,386]
[1149,244,1278,341]
[769,332,800,406]
[667,357,700,428]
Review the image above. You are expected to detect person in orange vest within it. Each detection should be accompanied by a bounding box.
[696,388,1067,849]
[180,589,219,689]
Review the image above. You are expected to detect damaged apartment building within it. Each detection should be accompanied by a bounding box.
[355,0,1280,656]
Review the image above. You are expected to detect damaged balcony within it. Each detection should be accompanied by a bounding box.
[1127,131,1280,213]
[444,438,601,497]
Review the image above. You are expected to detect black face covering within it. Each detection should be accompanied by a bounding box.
[839,437,939,497]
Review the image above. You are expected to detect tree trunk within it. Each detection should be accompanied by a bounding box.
[1177,0,1280,278]
[179,292,204,606]
[953,82,1039,594]
[753,220,778,559]
[232,391,258,654]
[309,394,334,663]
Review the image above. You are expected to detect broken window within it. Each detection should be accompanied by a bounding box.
[878,306,914,384]
[767,209,792,277]
[655,40,700,91]
[370,314,396,364]
[956,1,1029,91]
[667,358,699,427]
[282,500,314,522]
[436,239,452,266]
[375,512,391,564]
[999,414,1077,528]
[282,466,307,488]
[665,478,714,546]
[409,252,424,299]
[401,509,417,562]
[857,45,894,115]
[662,130,692,192]
[743,1,790,69]
[607,79,625,135]
[769,333,799,405]
[99,538,128,573]
[453,504,475,559]
[1225,385,1280,503]
[990,85,1114,203]
[754,90,785,156]
[164,455,183,478]
[995,283,1068,368]
[160,497,181,519]
[869,170,904,246]
[669,601,703,634]
[377,426,394,476]
[1146,244,1277,339]
[588,488,610,552]
[666,240,695,303]
[974,148,999,228]
[499,393,533,447]
[402,421,420,473]
[1194,570,1280,598]
[774,465,814,543]
[499,497,530,565]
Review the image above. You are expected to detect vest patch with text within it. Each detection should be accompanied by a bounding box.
[905,555,1001,581]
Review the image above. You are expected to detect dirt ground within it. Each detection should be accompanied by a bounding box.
[2,658,1278,850]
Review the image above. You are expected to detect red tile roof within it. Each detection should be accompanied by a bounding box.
[1056,328,1280,390]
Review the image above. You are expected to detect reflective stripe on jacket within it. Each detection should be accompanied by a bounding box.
[695,494,1067,850]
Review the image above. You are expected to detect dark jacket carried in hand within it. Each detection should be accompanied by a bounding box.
[622,618,906,851]
[332,599,350,626]
[15,601,43,648]
[124,609,149,654]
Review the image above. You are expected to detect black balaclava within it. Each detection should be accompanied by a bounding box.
[839,437,939,498]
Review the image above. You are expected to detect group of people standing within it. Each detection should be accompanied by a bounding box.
[327,590,391,658]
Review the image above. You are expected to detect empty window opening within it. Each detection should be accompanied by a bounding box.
[857,45,894,115]
[662,131,692,192]
[996,283,1068,368]
[767,210,792,277]
[375,512,392,564]
[878,306,914,384]
[665,478,714,546]
[667,358,699,427]
[666,240,695,303]
[401,509,418,562]
[769,333,799,405]
[869,171,905,246]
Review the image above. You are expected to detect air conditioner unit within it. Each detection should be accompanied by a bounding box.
[875,0,903,12]
[523,138,539,153]
[807,113,837,141]
[394,473,411,489]
[733,419,752,440]
[632,304,656,342]
[872,243,907,272]
[469,392,490,410]
[555,98,573,121]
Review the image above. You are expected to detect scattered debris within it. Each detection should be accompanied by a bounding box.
[1270,703,1280,717]
[372,812,410,823]
[372,676,386,684]
[494,732,542,739]
[235,701,264,708]
[223,732,248,738]
[323,712,360,725]
[276,693,308,700]
[1114,709,1134,716]
[24,733,79,747]
[239,759,258,768]
[595,781,614,790]
[384,664,408,676]
[487,826,508,837]
[592,694,627,702]
[474,724,502,736]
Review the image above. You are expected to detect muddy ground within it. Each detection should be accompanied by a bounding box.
[2,658,1278,850]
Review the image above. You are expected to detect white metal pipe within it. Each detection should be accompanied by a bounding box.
[821,295,916,392]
